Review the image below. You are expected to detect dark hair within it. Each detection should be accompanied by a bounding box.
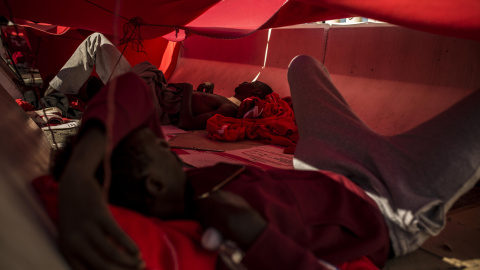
[251,81,273,99]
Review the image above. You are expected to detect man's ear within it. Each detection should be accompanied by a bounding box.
[145,177,164,195]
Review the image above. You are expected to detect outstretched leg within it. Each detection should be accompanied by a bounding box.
[288,55,380,182]
[288,55,480,256]
[48,33,132,95]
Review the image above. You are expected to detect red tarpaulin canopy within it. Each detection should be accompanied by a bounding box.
[1,0,479,41]
[1,0,479,83]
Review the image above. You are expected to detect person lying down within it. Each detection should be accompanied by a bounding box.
[44,32,274,130]
[40,72,388,270]
[35,55,480,270]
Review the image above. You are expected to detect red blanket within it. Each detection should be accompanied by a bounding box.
[206,93,298,153]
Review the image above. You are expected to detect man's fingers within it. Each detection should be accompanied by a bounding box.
[79,244,124,270]
[66,255,91,270]
[62,236,113,270]
[60,223,144,270]
[61,247,86,270]
[89,225,144,268]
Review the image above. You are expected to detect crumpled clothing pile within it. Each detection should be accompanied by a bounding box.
[207,93,298,154]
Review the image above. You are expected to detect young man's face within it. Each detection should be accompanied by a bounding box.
[127,128,187,218]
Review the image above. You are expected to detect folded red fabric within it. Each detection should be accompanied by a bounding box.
[206,93,298,152]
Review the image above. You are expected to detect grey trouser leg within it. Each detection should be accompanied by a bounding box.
[49,33,132,95]
[288,55,480,256]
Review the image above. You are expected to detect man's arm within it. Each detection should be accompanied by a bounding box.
[58,123,145,270]
[196,190,334,270]
[57,72,161,270]
[177,84,237,130]
[194,165,390,269]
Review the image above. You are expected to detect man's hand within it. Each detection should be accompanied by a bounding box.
[196,190,267,250]
[59,172,144,270]
[58,124,144,270]
[197,82,214,94]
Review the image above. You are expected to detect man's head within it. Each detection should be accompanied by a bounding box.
[108,127,187,219]
[234,81,273,101]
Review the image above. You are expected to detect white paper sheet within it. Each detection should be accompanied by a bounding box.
[179,145,293,169]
